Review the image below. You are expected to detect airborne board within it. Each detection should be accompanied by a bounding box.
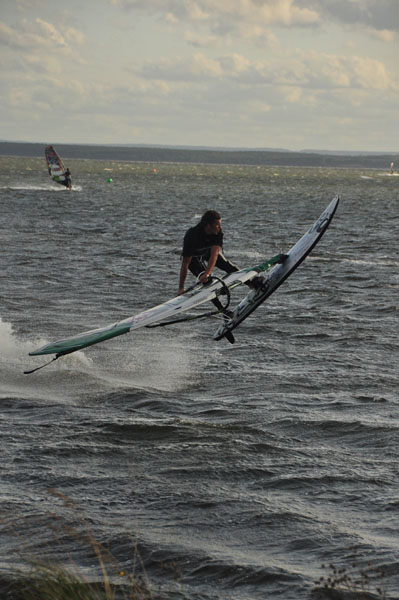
[214,194,339,341]
[45,146,71,188]
[26,254,283,368]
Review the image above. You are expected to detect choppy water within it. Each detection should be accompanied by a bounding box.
[1,155,399,599]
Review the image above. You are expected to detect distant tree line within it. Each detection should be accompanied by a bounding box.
[0,141,396,169]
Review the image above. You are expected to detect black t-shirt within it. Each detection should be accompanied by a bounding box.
[182,222,223,257]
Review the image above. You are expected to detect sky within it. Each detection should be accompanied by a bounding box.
[1,0,398,152]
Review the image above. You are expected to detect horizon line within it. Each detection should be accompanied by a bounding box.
[0,139,398,157]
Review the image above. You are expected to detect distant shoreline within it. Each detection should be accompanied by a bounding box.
[0,141,397,169]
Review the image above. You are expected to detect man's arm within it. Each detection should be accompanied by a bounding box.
[199,245,221,284]
[178,256,192,295]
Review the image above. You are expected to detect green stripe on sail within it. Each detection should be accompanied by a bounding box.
[29,324,131,356]
[248,253,284,273]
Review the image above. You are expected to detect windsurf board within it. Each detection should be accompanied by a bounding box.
[214,195,339,341]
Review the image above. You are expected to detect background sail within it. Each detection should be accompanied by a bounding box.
[45,145,68,187]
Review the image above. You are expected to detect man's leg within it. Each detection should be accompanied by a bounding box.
[215,251,239,274]
[189,255,226,312]
[188,256,207,278]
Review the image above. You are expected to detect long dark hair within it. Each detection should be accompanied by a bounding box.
[200,210,221,226]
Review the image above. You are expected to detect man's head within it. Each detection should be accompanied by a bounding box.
[201,210,222,235]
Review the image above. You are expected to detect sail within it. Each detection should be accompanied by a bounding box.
[45,146,71,188]
[28,254,283,358]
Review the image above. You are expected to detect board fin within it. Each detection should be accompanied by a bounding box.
[224,331,235,344]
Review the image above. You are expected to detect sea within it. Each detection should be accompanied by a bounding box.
[1,153,399,599]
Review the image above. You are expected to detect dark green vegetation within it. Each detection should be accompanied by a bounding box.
[1,492,181,600]
[0,141,397,169]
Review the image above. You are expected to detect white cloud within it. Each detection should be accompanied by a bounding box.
[0,20,38,51]
[281,85,303,103]
[183,30,220,48]
[300,51,395,91]
[132,54,223,81]
[112,0,321,34]
[24,53,63,75]
[0,17,85,58]
[1,0,397,150]
[65,27,85,45]
[35,18,68,47]
[14,0,43,11]
[368,28,396,43]
[111,0,398,41]
[251,99,272,112]
[192,53,223,77]
[132,48,396,93]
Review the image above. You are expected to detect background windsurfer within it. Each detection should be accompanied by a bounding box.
[64,168,72,189]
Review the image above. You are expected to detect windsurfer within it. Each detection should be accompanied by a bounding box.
[178,210,241,319]
[178,210,239,297]
[65,168,72,189]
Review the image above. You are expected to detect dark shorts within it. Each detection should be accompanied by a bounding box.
[188,249,239,278]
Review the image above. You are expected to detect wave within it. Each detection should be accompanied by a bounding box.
[0,315,198,403]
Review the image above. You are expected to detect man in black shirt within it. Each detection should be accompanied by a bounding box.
[64,168,72,190]
[178,210,239,297]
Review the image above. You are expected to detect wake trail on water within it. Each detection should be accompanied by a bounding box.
[0,316,196,398]
[0,184,82,191]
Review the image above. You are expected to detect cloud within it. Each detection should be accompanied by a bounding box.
[115,0,397,41]
[4,72,93,120]
[291,50,395,91]
[35,18,85,51]
[302,0,399,36]
[183,21,281,49]
[111,0,321,35]
[132,48,396,93]
[2,0,397,150]
[0,20,38,51]
[131,53,223,82]
[65,27,85,46]
[14,0,43,11]
[183,30,221,48]
[110,0,398,50]
[35,18,67,47]
[0,16,86,82]
[368,28,396,43]
[117,44,398,149]
[23,53,64,75]
[0,17,84,54]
